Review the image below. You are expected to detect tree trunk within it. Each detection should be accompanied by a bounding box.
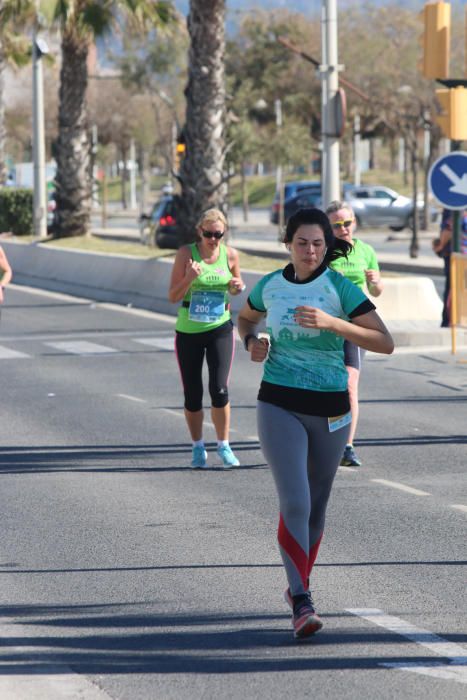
[0,47,7,186]
[54,31,92,237]
[178,0,227,243]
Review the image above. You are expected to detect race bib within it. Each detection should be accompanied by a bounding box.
[189,291,225,323]
[328,412,352,433]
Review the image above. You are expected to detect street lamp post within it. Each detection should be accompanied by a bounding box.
[32,20,48,239]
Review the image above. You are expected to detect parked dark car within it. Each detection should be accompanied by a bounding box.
[270,181,321,224]
[279,190,322,224]
[270,180,354,224]
[139,195,180,248]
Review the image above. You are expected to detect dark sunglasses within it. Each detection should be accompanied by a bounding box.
[332,219,353,230]
[202,230,224,239]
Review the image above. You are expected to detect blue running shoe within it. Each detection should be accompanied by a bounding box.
[217,445,240,469]
[191,446,208,469]
[340,445,361,467]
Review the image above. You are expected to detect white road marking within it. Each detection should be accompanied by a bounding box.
[134,337,174,351]
[347,608,467,684]
[451,504,467,514]
[0,345,30,359]
[161,408,184,419]
[46,341,118,355]
[0,620,112,699]
[371,478,431,496]
[117,393,147,403]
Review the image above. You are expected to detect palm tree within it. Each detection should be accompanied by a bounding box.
[0,1,33,185]
[49,0,175,237]
[178,0,227,242]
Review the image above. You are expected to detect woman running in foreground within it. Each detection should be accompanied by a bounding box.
[237,208,394,640]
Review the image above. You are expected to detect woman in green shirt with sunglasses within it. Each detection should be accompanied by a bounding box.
[169,208,245,470]
[326,200,384,468]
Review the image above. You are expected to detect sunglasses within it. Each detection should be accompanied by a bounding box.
[202,230,224,239]
[332,219,353,230]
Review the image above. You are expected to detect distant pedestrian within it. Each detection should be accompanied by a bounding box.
[0,246,12,306]
[326,200,384,467]
[238,208,394,640]
[432,208,452,327]
[168,208,245,469]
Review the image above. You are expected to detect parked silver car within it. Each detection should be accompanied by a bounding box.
[345,185,438,231]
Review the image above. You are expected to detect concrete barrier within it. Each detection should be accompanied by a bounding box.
[371,276,442,321]
[0,240,258,317]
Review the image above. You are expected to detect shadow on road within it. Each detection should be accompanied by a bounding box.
[0,603,466,675]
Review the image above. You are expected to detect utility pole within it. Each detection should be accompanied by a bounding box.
[353,114,361,186]
[275,98,284,234]
[321,0,340,206]
[129,138,137,210]
[32,8,48,238]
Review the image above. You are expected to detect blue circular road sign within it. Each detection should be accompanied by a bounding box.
[428,151,467,210]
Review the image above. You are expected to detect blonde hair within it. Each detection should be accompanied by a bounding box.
[196,208,228,232]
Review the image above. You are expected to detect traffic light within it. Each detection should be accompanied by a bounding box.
[420,2,451,79]
[174,132,186,171]
[435,87,467,140]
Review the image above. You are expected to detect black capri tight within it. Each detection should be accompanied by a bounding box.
[175,320,235,412]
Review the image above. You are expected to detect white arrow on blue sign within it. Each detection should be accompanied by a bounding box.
[428,151,467,210]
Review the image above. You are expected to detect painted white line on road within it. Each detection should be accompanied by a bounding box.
[134,337,174,351]
[451,504,467,514]
[371,478,431,496]
[98,302,176,324]
[0,672,112,700]
[117,393,147,403]
[0,345,30,359]
[161,408,184,419]
[46,341,118,355]
[347,608,467,684]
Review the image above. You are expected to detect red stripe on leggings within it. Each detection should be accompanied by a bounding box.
[307,533,323,579]
[278,514,308,589]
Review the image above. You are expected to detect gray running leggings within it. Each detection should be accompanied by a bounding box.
[257,400,350,596]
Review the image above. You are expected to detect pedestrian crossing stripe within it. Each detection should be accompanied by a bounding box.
[0,345,30,359]
[133,337,174,351]
[45,341,119,355]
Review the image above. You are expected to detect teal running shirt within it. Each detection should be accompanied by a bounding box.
[249,266,369,393]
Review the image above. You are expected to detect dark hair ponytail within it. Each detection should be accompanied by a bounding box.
[327,236,352,263]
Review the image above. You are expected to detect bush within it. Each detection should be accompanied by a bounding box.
[0,188,33,235]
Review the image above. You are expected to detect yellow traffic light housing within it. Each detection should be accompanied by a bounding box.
[435,87,467,140]
[420,2,451,79]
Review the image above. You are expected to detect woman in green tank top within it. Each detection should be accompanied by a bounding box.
[168,208,245,469]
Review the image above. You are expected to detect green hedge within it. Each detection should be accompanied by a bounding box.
[0,188,33,235]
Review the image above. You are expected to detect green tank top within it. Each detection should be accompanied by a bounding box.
[175,243,233,333]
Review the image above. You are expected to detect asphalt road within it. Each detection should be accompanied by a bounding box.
[0,285,466,699]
